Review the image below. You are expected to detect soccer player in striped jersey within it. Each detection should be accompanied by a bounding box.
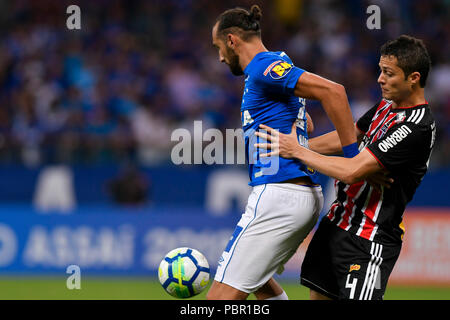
[207,5,358,300]
[256,35,435,300]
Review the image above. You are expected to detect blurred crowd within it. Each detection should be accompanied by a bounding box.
[0,0,448,168]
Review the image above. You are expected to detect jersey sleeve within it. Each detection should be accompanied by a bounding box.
[356,102,380,133]
[252,58,305,95]
[366,122,428,172]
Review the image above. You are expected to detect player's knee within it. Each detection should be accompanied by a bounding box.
[206,281,248,300]
[206,281,226,300]
[254,278,284,300]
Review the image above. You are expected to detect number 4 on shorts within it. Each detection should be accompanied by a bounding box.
[345,274,358,299]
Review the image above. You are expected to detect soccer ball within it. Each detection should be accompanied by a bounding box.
[158,247,210,298]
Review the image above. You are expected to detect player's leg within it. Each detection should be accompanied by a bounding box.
[207,184,267,300]
[207,277,286,300]
[333,238,401,300]
[250,184,322,301]
[206,280,249,300]
[306,218,401,300]
[300,218,340,300]
[210,183,322,300]
[253,277,288,300]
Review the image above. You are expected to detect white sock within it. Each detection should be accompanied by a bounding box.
[264,290,289,300]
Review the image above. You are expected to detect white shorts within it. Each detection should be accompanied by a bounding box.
[214,182,324,293]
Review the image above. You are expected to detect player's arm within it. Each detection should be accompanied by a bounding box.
[307,101,379,155]
[294,147,380,185]
[308,125,365,155]
[306,126,392,190]
[255,124,388,185]
[294,72,358,157]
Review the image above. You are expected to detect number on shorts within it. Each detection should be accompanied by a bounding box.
[345,274,358,299]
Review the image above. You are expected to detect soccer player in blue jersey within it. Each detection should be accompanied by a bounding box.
[207,5,359,300]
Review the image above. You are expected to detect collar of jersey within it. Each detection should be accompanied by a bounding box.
[244,51,270,74]
[394,101,429,110]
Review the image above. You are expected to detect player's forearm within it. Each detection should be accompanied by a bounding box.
[309,124,362,155]
[256,122,380,184]
[309,130,343,155]
[293,147,369,185]
[319,84,357,148]
[293,147,352,183]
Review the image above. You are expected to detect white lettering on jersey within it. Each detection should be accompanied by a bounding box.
[242,110,254,126]
[298,135,308,148]
[378,125,412,152]
[296,105,306,131]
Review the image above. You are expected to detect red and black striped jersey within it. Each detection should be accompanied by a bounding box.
[326,99,436,244]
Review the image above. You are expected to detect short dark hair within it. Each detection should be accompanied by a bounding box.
[380,35,431,87]
[215,5,262,41]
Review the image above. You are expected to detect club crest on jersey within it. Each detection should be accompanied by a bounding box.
[396,111,406,122]
[307,166,315,174]
[263,60,293,79]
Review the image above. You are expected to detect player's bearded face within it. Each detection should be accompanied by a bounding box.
[212,25,243,76]
[225,46,244,76]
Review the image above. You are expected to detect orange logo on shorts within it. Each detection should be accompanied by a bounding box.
[349,264,361,272]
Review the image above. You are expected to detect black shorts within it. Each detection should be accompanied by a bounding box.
[300,217,402,300]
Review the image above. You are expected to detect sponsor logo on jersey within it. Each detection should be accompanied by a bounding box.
[378,124,412,152]
[263,60,282,76]
[349,264,361,272]
[263,60,293,79]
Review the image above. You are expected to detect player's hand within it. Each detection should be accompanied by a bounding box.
[365,171,394,192]
[254,123,301,158]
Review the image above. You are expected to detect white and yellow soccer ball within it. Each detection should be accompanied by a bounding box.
[158,247,210,298]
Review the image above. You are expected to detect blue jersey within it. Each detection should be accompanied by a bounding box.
[241,51,319,186]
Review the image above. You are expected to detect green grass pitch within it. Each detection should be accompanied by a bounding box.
[0,277,449,300]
